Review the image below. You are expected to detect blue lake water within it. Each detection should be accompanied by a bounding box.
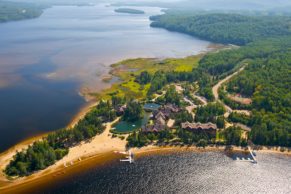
[39,151,291,194]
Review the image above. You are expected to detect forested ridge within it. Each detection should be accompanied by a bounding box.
[150,13,291,45]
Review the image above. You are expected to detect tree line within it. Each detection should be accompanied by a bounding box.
[150,13,291,45]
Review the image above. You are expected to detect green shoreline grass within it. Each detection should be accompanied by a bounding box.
[99,55,203,100]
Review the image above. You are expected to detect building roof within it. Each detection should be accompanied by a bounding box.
[142,124,165,133]
[234,123,251,132]
[156,116,166,126]
[154,111,166,120]
[164,103,181,113]
[181,122,217,130]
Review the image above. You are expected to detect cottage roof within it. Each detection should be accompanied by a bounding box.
[164,103,180,113]
[181,122,217,130]
[154,111,166,120]
[142,124,165,133]
[156,116,166,126]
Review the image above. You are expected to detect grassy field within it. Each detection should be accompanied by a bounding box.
[99,55,202,100]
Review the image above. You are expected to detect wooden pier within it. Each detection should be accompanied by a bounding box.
[235,146,257,164]
[115,151,134,163]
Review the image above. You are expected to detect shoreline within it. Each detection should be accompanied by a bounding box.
[0,42,225,161]
[0,99,99,183]
[1,144,290,193]
[0,118,127,192]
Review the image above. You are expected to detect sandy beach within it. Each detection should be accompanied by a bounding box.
[0,131,290,194]
[0,116,127,193]
[0,99,98,180]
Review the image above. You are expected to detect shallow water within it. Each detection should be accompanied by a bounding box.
[41,151,291,194]
[0,4,210,151]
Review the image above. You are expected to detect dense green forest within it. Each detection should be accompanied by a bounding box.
[0,1,45,22]
[150,13,291,45]
[5,100,117,177]
[147,13,291,147]
[226,51,291,146]
[123,100,144,122]
[195,103,225,123]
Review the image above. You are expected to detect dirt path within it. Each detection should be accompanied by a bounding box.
[193,94,208,106]
[212,67,245,101]
[212,66,247,118]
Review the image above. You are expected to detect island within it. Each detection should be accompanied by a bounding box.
[0,12,290,194]
[114,8,145,14]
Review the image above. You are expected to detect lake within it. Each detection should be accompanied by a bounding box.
[37,151,291,194]
[0,4,211,152]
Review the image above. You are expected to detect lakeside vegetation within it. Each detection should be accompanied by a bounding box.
[4,98,146,177]
[0,1,45,23]
[101,55,202,100]
[5,100,117,177]
[114,8,145,14]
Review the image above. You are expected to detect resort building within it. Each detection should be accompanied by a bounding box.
[164,103,181,113]
[181,122,217,136]
[141,124,165,133]
[142,103,181,133]
[116,105,127,116]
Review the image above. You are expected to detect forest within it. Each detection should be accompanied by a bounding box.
[150,13,291,45]
[226,51,291,146]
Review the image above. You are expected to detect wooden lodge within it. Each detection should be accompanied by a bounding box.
[141,103,181,133]
[181,122,217,136]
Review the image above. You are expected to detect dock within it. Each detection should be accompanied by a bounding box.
[235,146,257,164]
[115,151,134,163]
[248,146,257,163]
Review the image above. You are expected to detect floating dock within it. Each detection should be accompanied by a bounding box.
[235,146,257,164]
[115,151,134,163]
